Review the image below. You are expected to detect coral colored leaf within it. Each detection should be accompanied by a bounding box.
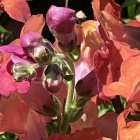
[71,101,98,133]
[10,39,20,46]
[127,20,140,28]
[103,54,140,101]
[93,112,118,140]
[0,52,10,65]
[19,82,53,113]
[75,24,83,45]
[20,15,45,36]
[19,110,48,140]
[1,0,31,23]
[117,108,140,140]
[92,0,121,20]
[48,128,112,140]
[0,93,29,134]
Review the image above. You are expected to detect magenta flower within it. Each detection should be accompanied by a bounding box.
[46,5,77,48]
[0,32,49,96]
[46,5,76,34]
[20,32,42,48]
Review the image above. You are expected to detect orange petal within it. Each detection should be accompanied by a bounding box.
[20,14,45,36]
[0,93,29,134]
[117,108,140,140]
[92,0,121,20]
[2,0,31,23]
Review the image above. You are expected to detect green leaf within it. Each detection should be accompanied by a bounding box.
[122,0,140,8]
[69,45,81,61]
[76,97,90,108]
[127,5,136,18]
[46,120,58,135]
[69,108,84,122]
[0,25,11,34]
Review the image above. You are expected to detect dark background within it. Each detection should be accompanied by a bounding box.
[0,0,125,44]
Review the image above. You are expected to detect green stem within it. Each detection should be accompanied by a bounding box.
[65,78,75,113]
[57,114,62,133]
[62,78,75,134]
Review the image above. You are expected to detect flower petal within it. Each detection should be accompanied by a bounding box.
[0,45,24,55]
[20,15,45,36]
[92,0,121,20]
[0,93,29,134]
[18,81,31,94]
[1,0,31,23]
[19,110,48,140]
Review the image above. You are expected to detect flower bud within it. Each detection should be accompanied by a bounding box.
[33,45,52,65]
[20,32,42,48]
[42,64,63,93]
[76,70,98,97]
[46,5,76,34]
[12,62,36,82]
[46,5,77,50]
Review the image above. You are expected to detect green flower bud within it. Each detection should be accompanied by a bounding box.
[12,62,36,82]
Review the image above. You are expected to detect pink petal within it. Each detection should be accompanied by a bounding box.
[0,45,24,55]
[18,81,31,94]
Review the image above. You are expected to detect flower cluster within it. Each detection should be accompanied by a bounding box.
[1,0,140,140]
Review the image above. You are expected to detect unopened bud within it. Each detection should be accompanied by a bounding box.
[33,45,52,65]
[76,70,98,97]
[12,62,36,82]
[43,64,63,93]
[13,72,28,82]
[44,76,63,93]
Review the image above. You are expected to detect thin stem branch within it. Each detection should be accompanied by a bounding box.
[64,77,75,114]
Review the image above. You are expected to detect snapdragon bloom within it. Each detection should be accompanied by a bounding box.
[46,5,78,50]
[46,5,76,34]
[0,32,51,96]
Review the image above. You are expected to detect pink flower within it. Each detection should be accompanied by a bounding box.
[46,5,77,48]
[46,5,76,34]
